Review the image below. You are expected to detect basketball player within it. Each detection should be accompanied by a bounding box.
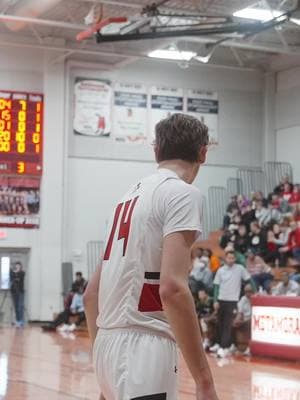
[84,114,219,400]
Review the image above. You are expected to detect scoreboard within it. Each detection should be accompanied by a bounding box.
[0,90,43,176]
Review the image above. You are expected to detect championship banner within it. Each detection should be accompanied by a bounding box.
[0,176,40,228]
[73,78,112,137]
[186,90,218,145]
[113,82,148,143]
[150,86,183,138]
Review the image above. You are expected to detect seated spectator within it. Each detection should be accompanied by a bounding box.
[248,221,267,257]
[226,196,238,213]
[266,220,291,265]
[278,198,293,217]
[220,230,235,250]
[234,224,249,255]
[189,247,203,294]
[273,175,293,196]
[241,203,256,231]
[252,191,268,208]
[255,200,269,227]
[205,248,221,274]
[42,286,86,331]
[266,229,281,264]
[271,271,300,296]
[195,289,216,350]
[270,193,280,208]
[232,284,254,355]
[228,214,242,234]
[289,184,300,206]
[64,271,88,309]
[282,182,293,202]
[291,271,300,284]
[246,249,272,291]
[294,203,300,222]
[279,221,300,263]
[223,206,239,230]
[189,248,213,295]
[237,195,250,211]
[263,201,282,226]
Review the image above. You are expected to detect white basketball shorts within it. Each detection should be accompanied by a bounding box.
[93,329,178,400]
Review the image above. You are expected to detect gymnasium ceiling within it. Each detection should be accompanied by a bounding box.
[0,0,300,70]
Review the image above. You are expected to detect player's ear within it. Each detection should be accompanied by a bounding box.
[198,145,208,164]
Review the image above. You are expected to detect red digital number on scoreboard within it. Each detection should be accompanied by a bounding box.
[0,90,43,176]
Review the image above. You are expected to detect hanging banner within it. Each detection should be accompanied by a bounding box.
[0,176,40,228]
[150,86,183,138]
[73,78,112,137]
[186,90,218,145]
[113,82,148,143]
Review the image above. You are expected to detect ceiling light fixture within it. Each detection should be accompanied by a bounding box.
[148,49,197,61]
[290,17,300,25]
[233,6,300,25]
[233,7,282,21]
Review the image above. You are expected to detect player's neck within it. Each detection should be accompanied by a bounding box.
[158,160,199,184]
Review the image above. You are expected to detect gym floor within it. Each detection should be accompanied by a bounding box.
[0,326,299,400]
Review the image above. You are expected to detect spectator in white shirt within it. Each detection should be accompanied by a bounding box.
[271,271,300,296]
[255,200,269,227]
[246,249,272,292]
[190,248,213,294]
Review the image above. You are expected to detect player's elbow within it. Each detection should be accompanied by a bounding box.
[159,277,187,305]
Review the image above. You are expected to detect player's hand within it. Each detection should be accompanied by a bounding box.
[99,393,106,400]
[213,302,219,312]
[196,384,219,400]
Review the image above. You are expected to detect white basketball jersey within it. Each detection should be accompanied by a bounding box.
[97,168,203,340]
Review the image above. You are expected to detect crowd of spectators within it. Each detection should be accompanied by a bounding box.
[220,175,300,278]
[189,175,300,358]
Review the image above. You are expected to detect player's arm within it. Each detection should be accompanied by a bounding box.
[83,264,102,346]
[160,231,219,400]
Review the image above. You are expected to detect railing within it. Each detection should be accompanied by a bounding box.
[201,195,209,239]
[263,161,293,196]
[208,186,228,231]
[227,177,243,198]
[205,162,293,234]
[237,168,265,197]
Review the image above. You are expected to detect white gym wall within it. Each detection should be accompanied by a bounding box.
[275,66,300,182]
[1,45,298,320]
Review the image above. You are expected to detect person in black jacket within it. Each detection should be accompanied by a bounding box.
[10,262,25,327]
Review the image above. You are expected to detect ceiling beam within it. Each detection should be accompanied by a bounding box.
[0,13,86,30]
[263,0,290,51]
[0,33,259,71]
[178,35,300,55]
[77,0,215,17]
[77,0,142,9]
[230,47,244,67]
